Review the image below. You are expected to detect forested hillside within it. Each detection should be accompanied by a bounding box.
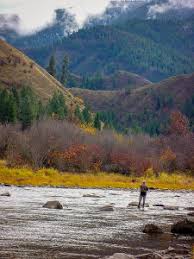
[17,16,194,82]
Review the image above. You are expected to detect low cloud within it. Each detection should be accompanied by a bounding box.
[148,0,194,18]
[0,14,20,31]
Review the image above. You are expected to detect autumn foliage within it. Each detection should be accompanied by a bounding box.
[0,110,193,176]
[169,111,189,136]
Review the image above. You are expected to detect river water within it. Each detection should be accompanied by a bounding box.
[0,186,193,259]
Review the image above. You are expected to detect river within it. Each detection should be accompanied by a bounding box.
[0,186,193,258]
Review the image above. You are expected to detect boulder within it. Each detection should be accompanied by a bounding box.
[186,207,194,211]
[128,202,149,207]
[43,201,63,210]
[100,205,114,212]
[171,219,194,236]
[153,204,164,207]
[83,193,102,198]
[163,205,179,210]
[0,192,11,197]
[143,224,163,235]
[104,253,135,259]
[187,212,194,217]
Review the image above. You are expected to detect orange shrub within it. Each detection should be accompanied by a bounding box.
[48,144,103,172]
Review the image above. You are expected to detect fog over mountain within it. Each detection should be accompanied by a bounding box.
[1,0,194,37]
[85,0,194,27]
[148,0,194,18]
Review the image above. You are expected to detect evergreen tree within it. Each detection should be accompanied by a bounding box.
[7,93,17,123]
[47,92,67,119]
[82,106,92,124]
[11,87,20,117]
[0,89,17,123]
[19,87,38,129]
[19,95,34,129]
[47,55,56,77]
[0,89,9,123]
[60,55,69,85]
[94,113,101,130]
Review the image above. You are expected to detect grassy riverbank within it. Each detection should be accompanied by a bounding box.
[0,161,193,190]
[0,161,194,190]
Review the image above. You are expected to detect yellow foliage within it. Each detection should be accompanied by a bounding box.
[145,168,155,178]
[0,161,193,190]
[81,124,96,135]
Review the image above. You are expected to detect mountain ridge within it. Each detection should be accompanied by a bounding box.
[69,72,194,133]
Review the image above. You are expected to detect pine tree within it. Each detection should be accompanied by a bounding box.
[94,113,101,130]
[47,55,56,77]
[7,93,17,123]
[19,87,38,129]
[19,94,34,129]
[0,89,17,123]
[0,89,9,123]
[60,55,69,85]
[11,87,20,117]
[47,92,68,120]
[75,105,84,123]
[82,106,91,124]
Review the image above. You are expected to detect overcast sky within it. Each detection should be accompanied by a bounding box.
[0,0,111,33]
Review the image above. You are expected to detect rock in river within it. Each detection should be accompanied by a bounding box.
[0,192,11,197]
[153,204,164,207]
[186,207,194,211]
[171,219,194,236]
[128,202,149,207]
[143,224,163,235]
[43,201,63,210]
[100,205,114,212]
[103,253,135,259]
[163,205,179,210]
[83,193,103,198]
[187,212,194,223]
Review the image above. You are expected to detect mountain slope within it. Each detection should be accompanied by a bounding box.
[20,16,194,82]
[0,39,83,108]
[69,72,194,133]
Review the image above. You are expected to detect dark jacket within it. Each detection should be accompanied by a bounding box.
[140,185,148,196]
